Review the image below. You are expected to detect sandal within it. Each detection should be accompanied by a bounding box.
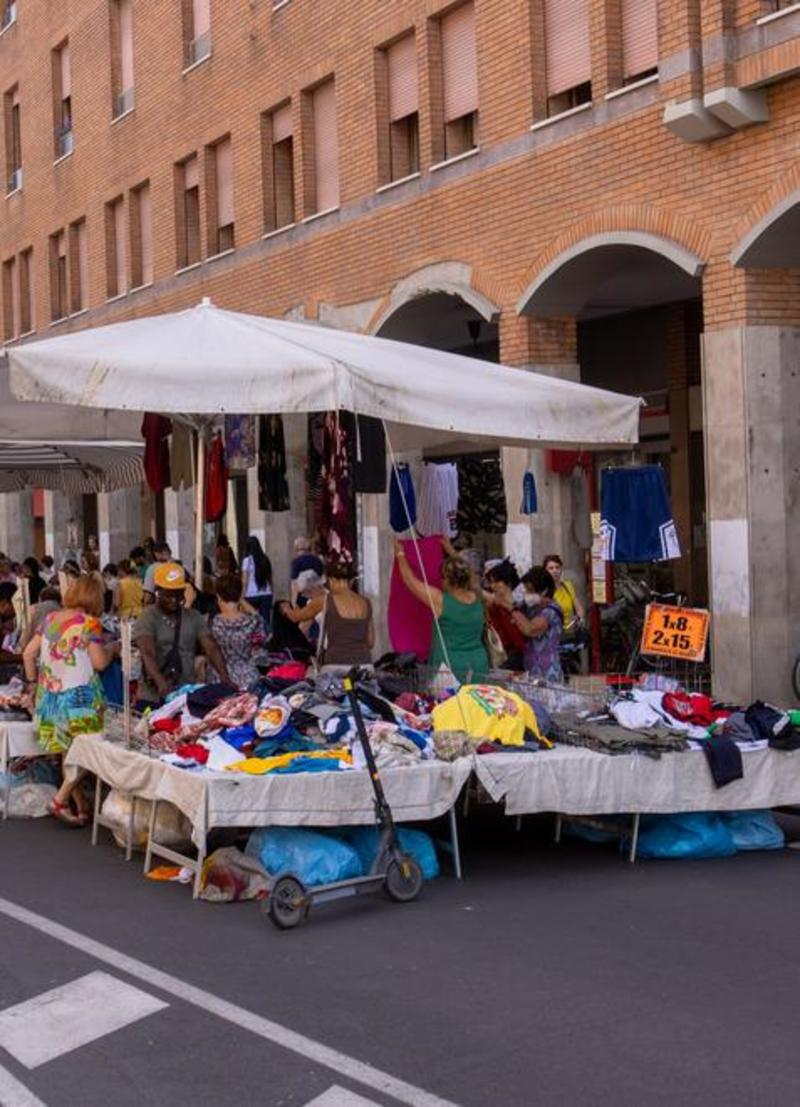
[48,799,81,827]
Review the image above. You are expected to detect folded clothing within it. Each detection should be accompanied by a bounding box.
[702,734,743,788]
[745,701,800,750]
[433,685,549,748]
[226,748,350,775]
[187,683,240,717]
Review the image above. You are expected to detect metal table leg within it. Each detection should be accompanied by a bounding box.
[91,776,103,846]
[554,813,563,844]
[629,813,641,863]
[449,805,463,881]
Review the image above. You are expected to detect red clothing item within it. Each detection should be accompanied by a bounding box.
[175,742,209,764]
[205,433,228,523]
[662,692,729,728]
[488,602,526,657]
[142,413,173,494]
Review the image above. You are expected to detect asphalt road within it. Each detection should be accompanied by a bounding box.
[1,809,799,1107]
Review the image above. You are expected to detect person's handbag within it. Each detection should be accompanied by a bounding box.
[161,609,183,685]
[483,616,507,669]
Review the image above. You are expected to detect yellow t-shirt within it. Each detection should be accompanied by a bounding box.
[554,580,578,626]
[117,576,144,620]
[432,685,551,748]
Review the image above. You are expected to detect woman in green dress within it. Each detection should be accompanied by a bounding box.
[394,539,488,682]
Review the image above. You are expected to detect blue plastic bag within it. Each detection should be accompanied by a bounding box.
[343,826,439,880]
[245,827,364,886]
[631,813,737,860]
[720,810,785,851]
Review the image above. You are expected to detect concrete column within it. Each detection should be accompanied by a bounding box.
[43,491,83,564]
[98,487,143,565]
[0,491,34,561]
[702,324,800,705]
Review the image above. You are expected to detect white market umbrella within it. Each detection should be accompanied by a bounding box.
[8,299,642,578]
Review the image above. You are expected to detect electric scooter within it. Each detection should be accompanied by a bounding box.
[265,668,424,929]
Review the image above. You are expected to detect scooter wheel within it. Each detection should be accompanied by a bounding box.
[267,875,309,930]
[384,857,424,903]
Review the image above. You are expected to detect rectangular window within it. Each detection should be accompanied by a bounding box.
[4,84,22,192]
[207,136,234,254]
[622,0,658,83]
[105,196,127,298]
[2,256,16,340]
[1,2,17,32]
[18,246,32,334]
[68,218,88,313]
[544,0,591,116]
[183,0,211,68]
[130,180,153,287]
[111,0,135,117]
[263,102,295,233]
[49,230,68,321]
[387,34,419,181]
[53,41,73,158]
[175,155,201,269]
[310,79,339,214]
[441,3,478,160]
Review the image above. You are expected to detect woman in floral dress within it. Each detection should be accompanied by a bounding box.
[23,575,118,825]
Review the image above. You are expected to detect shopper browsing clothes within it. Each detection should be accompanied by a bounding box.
[241,535,273,631]
[485,560,527,670]
[133,563,230,702]
[208,573,266,689]
[22,574,118,826]
[543,554,586,634]
[395,539,488,681]
[512,567,564,683]
[279,561,373,666]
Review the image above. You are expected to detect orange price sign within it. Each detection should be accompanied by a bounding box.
[641,603,710,663]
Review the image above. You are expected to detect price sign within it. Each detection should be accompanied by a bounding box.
[641,603,710,663]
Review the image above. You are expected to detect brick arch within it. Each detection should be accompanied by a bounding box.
[731,164,800,267]
[367,261,502,335]
[516,208,711,315]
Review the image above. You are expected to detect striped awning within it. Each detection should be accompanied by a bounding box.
[0,441,143,494]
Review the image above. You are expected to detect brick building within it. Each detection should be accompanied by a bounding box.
[1,0,799,702]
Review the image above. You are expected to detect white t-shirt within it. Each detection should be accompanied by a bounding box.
[242,555,272,598]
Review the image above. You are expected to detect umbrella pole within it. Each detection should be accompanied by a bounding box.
[195,429,206,588]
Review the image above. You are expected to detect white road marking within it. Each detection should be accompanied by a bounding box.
[0,971,167,1069]
[305,1089,382,1107]
[0,896,459,1107]
[0,1062,47,1107]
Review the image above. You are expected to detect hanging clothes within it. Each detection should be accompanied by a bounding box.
[389,463,417,533]
[319,412,355,566]
[520,471,538,515]
[225,415,256,472]
[257,415,290,512]
[599,465,681,562]
[170,421,194,491]
[205,432,228,523]
[340,412,387,493]
[417,462,459,538]
[456,454,507,535]
[141,413,172,494]
[387,536,444,661]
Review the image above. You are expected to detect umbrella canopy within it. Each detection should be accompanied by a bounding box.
[8,300,641,452]
[0,442,143,494]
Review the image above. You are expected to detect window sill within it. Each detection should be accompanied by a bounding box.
[605,73,659,101]
[129,281,154,294]
[302,206,339,225]
[263,222,296,240]
[182,52,212,77]
[69,308,89,319]
[0,16,16,38]
[48,317,68,328]
[757,3,800,25]
[531,101,593,132]
[205,247,236,264]
[19,329,36,339]
[174,261,203,276]
[430,147,479,172]
[111,106,135,126]
[105,292,127,304]
[5,186,21,199]
[376,171,421,194]
[53,150,74,167]
[272,0,291,10]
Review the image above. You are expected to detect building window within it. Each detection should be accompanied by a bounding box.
[130,180,153,287]
[308,79,339,216]
[622,0,658,84]
[52,41,73,158]
[207,136,234,254]
[175,154,201,268]
[4,84,22,193]
[544,0,591,116]
[183,0,211,68]
[110,0,135,118]
[384,34,419,181]
[1,1,17,32]
[18,246,32,333]
[49,230,68,321]
[262,102,295,233]
[2,256,17,340]
[68,218,88,313]
[105,196,127,298]
[441,3,478,160]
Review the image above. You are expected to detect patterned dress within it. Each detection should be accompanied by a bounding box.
[34,610,105,754]
[522,601,564,684]
[208,613,265,689]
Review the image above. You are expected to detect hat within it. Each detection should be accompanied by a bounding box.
[153,562,186,591]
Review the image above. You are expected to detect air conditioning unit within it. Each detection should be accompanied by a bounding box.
[6,167,21,193]
[187,31,211,66]
[1,2,17,31]
[114,87,135,118]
